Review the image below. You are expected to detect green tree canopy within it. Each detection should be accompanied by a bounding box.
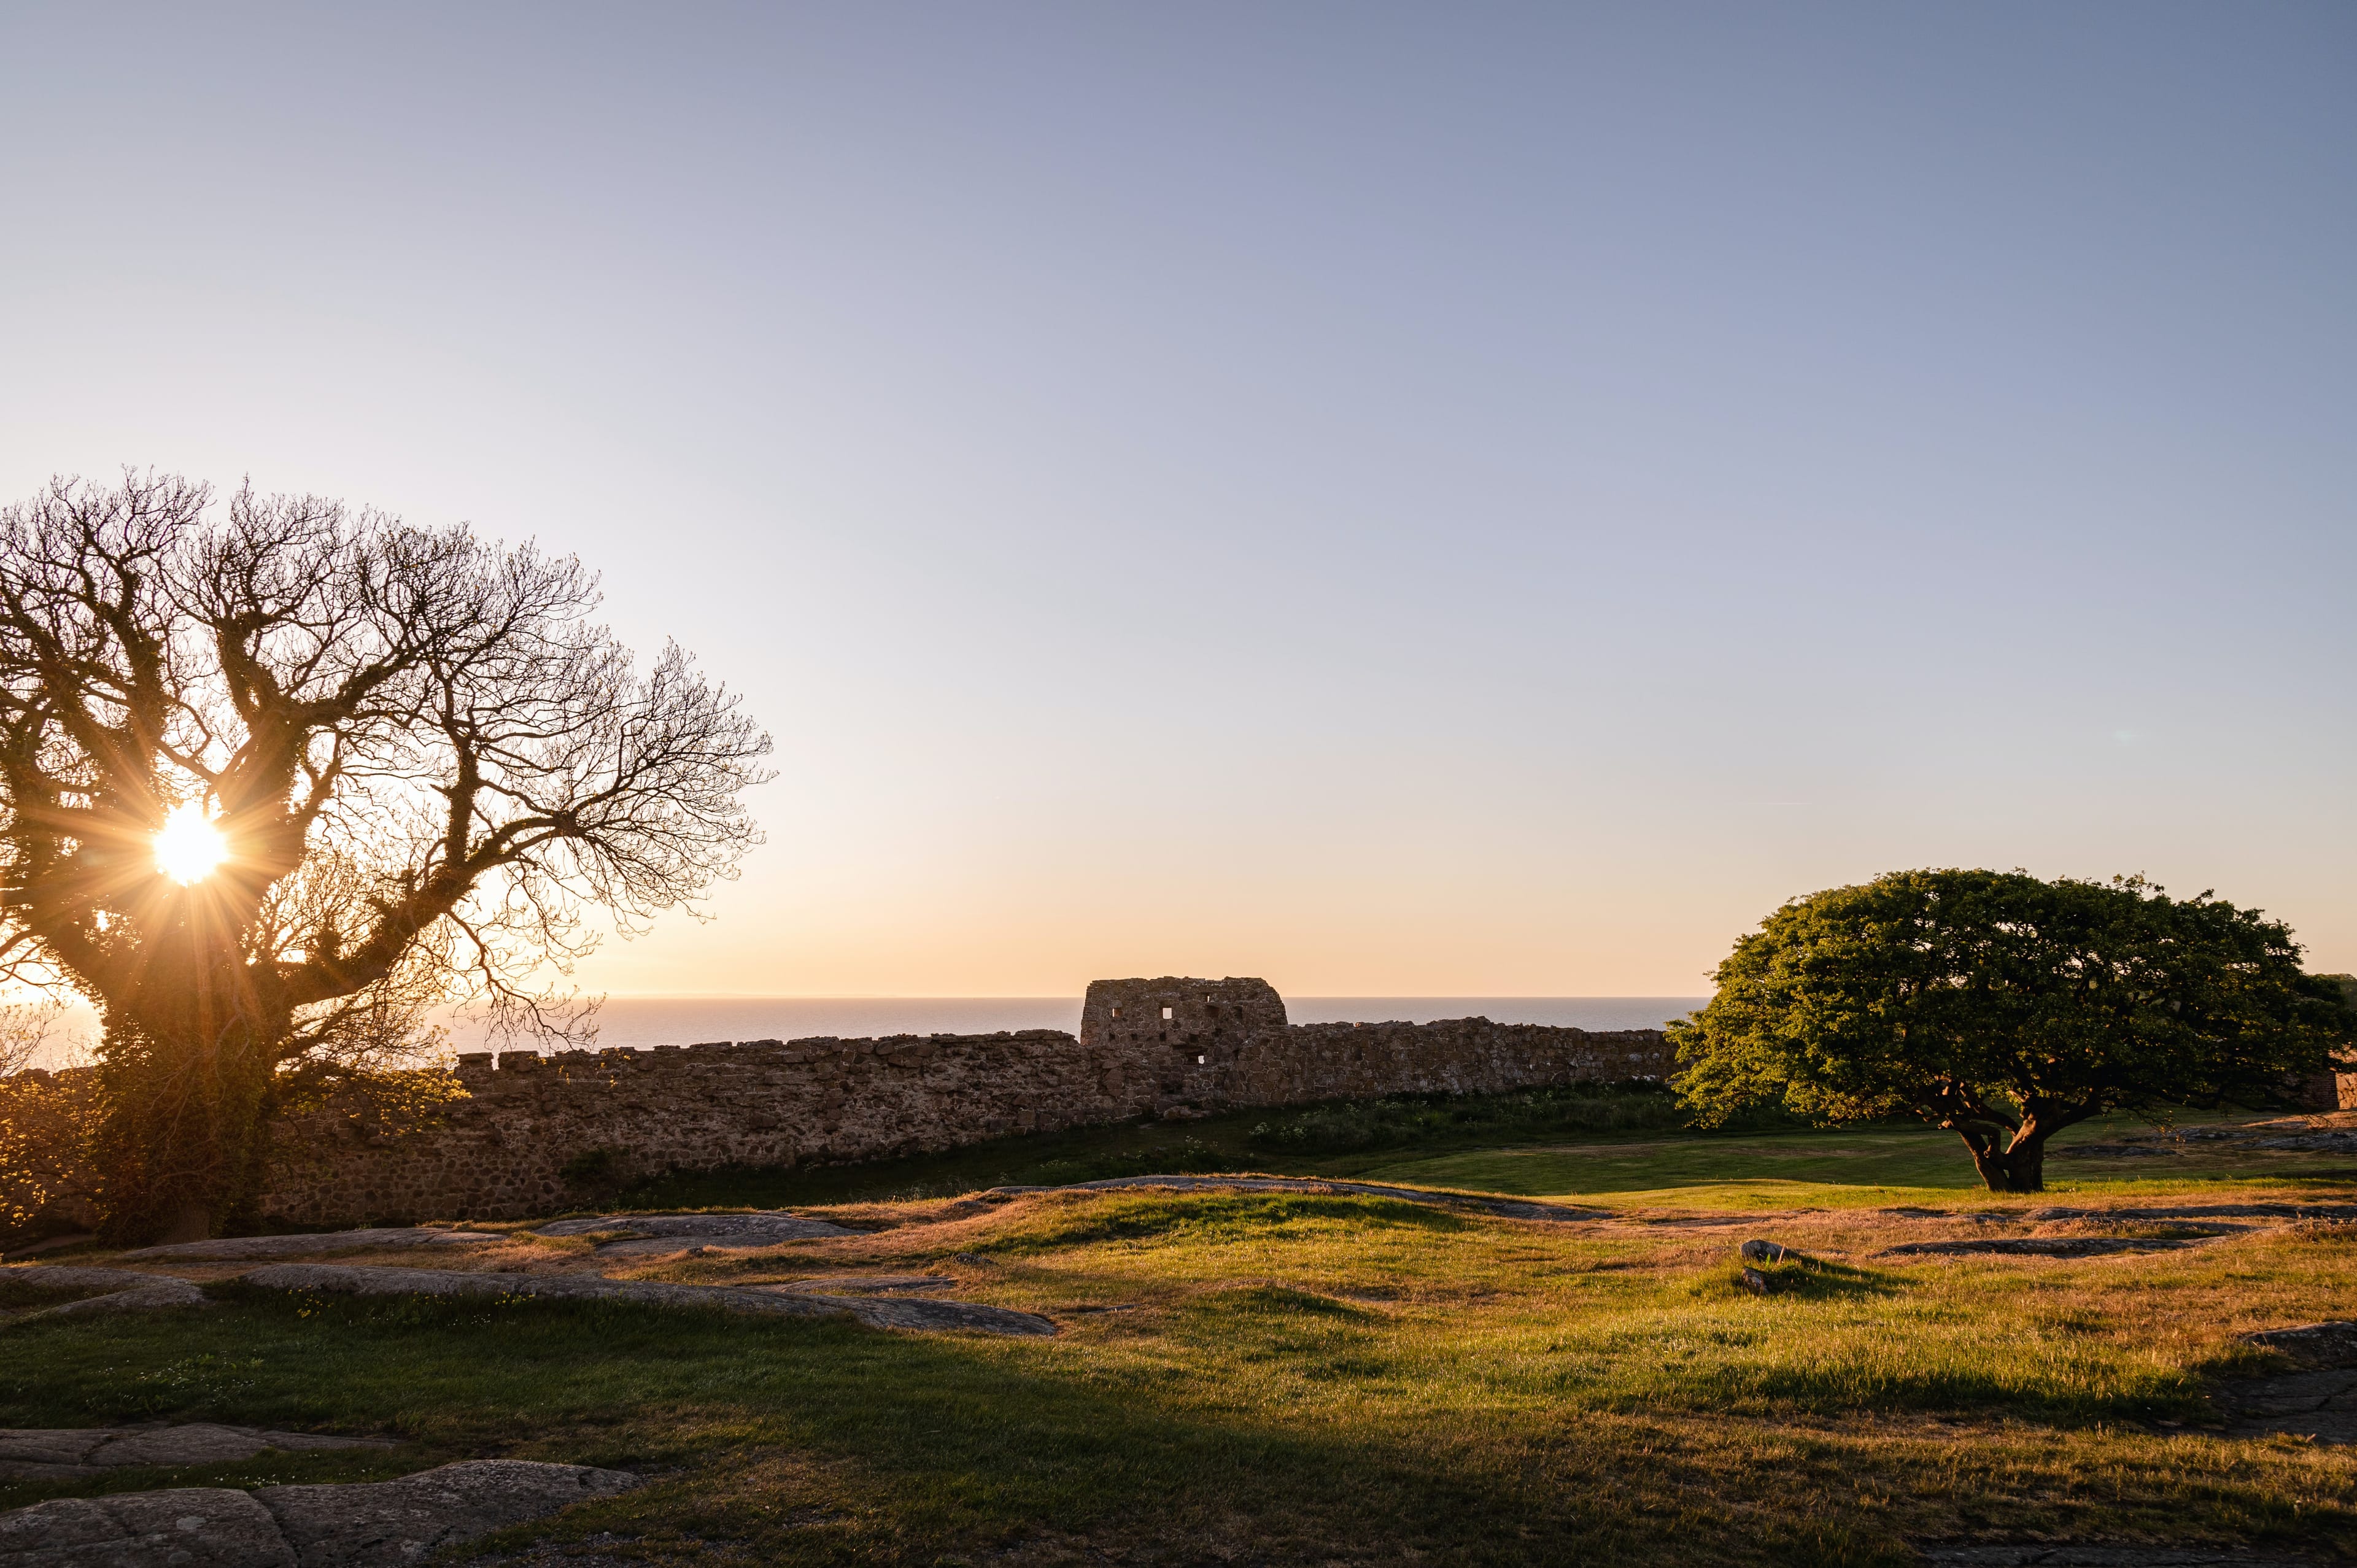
[1670,869,2353,1192]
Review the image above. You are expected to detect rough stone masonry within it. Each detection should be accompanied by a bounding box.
[4,978,1675,1230]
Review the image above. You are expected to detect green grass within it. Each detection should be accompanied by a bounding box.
[617,1080,1713,1210]
[1358,1122,2357,1208]
[615,1086,2347,1215]
[7,1099,2356,1564]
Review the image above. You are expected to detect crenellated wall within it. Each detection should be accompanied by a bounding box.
[4,976,1678,1230]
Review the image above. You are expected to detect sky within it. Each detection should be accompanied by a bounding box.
[0,3,2350,998]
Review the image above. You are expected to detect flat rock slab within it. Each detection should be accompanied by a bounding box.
[586,1238,797,1259]
[2,1269,210,1323]
[584,1239,708,1259]
[748,1286,1058,1335]
[246,1263,1057,1337]
[1880,1237,2218,1259]
[257,1459,639,1567]
[984,1174,1606,1224]
[0,1485,295,1567]
[2243,1321,2357,1361]
[532,1212,853,1245]
[2216,1321,2357,1444]
[2018,1203,2357,1224]
[765,1275,956,1294]
[0,1460,635,1567]
[1871,1203,2357,1226]
[1921,1548,2325,1566]
[0,1424,395,1480]
[2,1268,169,1293]
[2253,1132,2357,1152]
[118,1230,495,1262]
[2218,1366,2357,1444]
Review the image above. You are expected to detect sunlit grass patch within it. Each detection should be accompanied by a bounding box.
[1533,1286,2207,1423]
[983,1191,1467,1254]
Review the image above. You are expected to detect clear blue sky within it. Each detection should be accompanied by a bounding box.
[2,3,2350,994]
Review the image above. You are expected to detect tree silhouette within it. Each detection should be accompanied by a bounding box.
[0,473,772,1240]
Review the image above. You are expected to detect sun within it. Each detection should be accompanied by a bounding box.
[154,802,228,885]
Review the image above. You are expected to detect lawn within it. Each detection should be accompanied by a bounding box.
[4,1100,2355,1565]
[616,1085,2357,1212]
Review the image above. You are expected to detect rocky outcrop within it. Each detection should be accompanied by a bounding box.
[0,1425,392,1482]
[0,1459,638,1567]
[0,1266,211,1322]
[117,1229,497,1261]
[241,1262,1059,1337]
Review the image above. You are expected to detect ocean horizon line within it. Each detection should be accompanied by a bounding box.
[571,992,1706,1002]
[435,994,1708,1054]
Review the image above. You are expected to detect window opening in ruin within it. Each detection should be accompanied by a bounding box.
[1196,1054,1206,1065]
[1110,1006,1121,1018]
[1161,1006,1173,1020]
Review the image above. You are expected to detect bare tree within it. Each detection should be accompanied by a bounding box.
[0,997,63,1077]
[0,473,773,1241]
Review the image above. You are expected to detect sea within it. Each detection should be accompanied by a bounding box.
[438,996,1709,1054]
[17,997,1706,1070]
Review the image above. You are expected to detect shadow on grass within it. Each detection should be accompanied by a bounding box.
[0,1280,2338,1564]
[1201,1283,1381,1319]
[981,1192,1469,1254]
[1716,1253,1902,1303]
[0,1287,1760,1564]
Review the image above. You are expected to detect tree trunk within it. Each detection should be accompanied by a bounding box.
[159,1200,214,1246]
[90,925,288,1244]
[1964,1131,2048,1193]
[91,1014,279,1244]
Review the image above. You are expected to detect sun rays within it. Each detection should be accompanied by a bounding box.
[153,802,228,886]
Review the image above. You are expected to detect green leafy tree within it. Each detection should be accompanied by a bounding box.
[1670,869,2354,1192]
[0,474,772,1242]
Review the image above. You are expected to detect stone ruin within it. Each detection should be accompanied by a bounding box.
[4,976,1676,1231]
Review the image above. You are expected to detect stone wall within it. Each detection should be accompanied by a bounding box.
[3,976,1677,1231]
[265,1029,1139,1227]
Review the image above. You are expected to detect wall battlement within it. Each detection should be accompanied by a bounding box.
[3,978,1678,1231]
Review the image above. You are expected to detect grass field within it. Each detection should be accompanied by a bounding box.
[4,1100,2355,1565]
[617,1086,2357,1211]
